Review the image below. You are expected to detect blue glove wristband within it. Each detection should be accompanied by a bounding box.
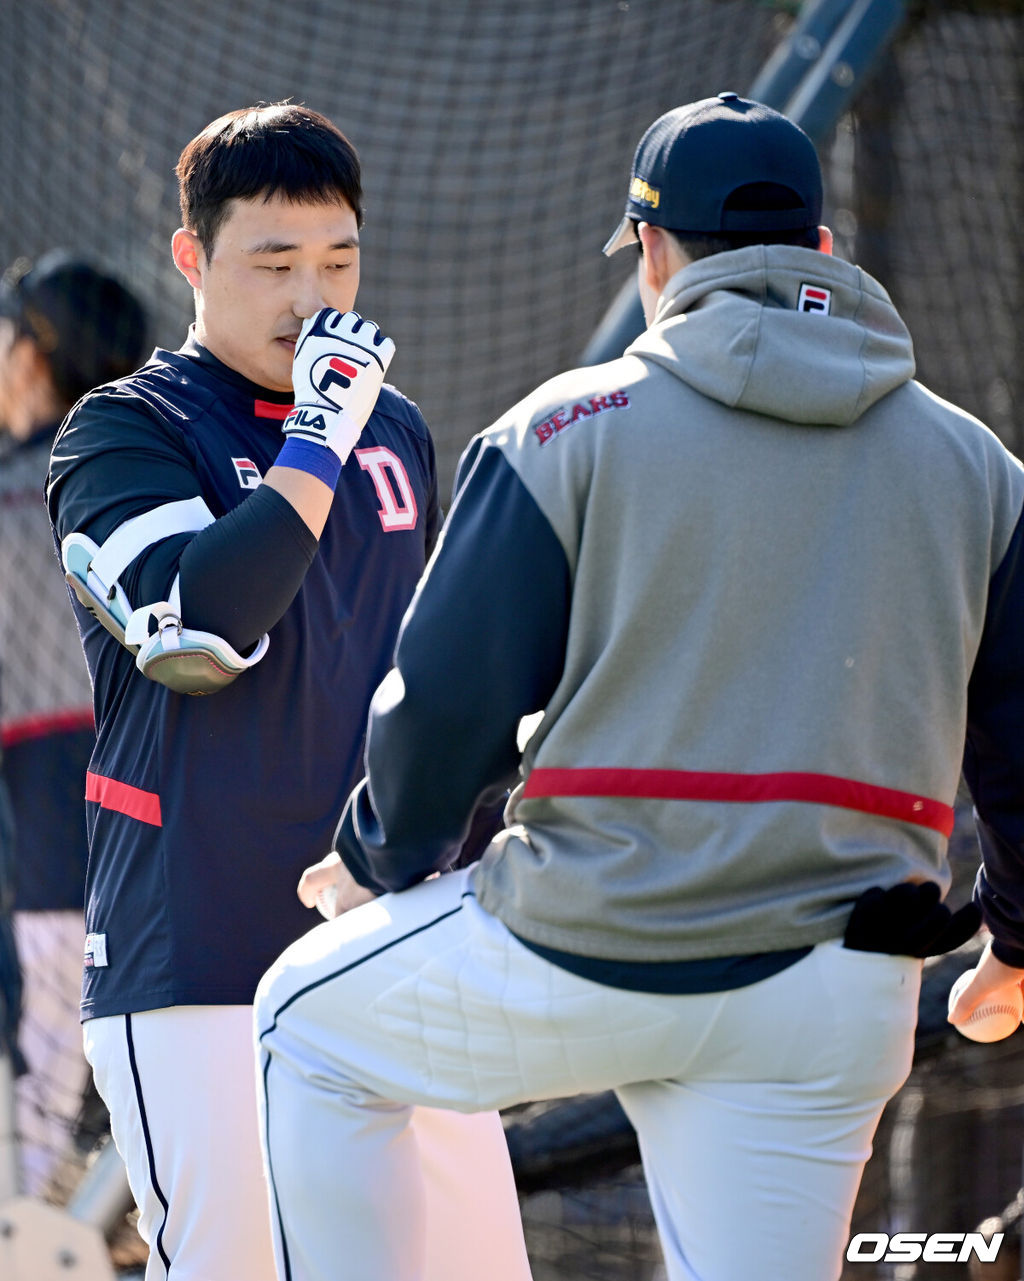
[276,436,343,490]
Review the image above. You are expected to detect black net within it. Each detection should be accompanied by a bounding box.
[839,0,1023,458]
[0,0,785,496]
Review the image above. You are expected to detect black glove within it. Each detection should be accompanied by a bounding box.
[843,881,981,957]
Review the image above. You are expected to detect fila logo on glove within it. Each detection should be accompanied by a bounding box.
[285,407,331,432]
[313,353,369,406]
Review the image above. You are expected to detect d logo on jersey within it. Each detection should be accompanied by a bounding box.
[311,352,369,408]
[355,446,418,532]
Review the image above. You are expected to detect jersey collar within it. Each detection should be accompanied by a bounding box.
[178,329,295,418]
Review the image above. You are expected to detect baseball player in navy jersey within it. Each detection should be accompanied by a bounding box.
[253,94,1021,1281]
[46,104,529,1281]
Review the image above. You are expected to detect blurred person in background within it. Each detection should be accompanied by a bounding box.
[0,252,148,1195]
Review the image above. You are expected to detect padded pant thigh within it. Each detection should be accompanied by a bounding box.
[616,943,921,1281]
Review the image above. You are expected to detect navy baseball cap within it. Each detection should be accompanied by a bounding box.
[0,251,147,403]
[603,92,823,255]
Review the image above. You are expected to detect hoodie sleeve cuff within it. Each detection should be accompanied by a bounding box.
[989,937,1024,969]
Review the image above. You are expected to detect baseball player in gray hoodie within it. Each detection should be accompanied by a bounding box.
[254,95,1020,1281]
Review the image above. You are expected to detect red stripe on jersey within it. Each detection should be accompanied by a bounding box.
[86,771,163,827]
[253,399,293,420]
[523,767,954,836]
[2,708,95,747]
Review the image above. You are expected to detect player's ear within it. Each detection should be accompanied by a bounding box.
[8,331,52,397]
[171,228,205,288]
[817,225,834,256]
[637,223,667,293]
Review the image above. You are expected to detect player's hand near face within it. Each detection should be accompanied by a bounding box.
[298,850,377,919]
[947,938,1024,1025]
[284,308,395,464]
[271,308,395,539]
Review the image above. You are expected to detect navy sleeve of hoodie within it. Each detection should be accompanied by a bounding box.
[965,507,1024,965]
[333,435,571,892]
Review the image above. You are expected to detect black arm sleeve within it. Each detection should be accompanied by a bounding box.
[157,485,317,653]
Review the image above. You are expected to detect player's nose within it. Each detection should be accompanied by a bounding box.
[291,270,329,321]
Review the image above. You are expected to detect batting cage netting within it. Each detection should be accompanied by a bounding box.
[0,1,1022,1278]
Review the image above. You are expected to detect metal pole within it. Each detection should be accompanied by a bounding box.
[749,0,861,107]
[785,0,906,142]
[66,1137,134,1236]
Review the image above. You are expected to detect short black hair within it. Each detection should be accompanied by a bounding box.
[671,224,821,261]
[176,102,363,260]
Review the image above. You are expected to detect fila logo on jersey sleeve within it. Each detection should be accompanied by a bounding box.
[798,283,832,314]
[232,457,263,489]
[355,445,418,531]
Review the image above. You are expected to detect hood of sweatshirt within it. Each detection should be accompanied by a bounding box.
[626,244,915,427]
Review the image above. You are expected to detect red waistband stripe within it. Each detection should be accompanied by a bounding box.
[86,772,163,827]
[522,768,954,837]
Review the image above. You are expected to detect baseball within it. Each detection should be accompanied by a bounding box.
[948,969,1024,1043]
[316,883,339,921]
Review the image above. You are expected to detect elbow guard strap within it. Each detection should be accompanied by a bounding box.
[123,601,270,695]
[62,497,270,696]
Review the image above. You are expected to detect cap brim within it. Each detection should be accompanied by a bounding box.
[602,215,639,257]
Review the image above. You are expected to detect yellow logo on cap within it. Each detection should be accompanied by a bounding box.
[629,177,660,208]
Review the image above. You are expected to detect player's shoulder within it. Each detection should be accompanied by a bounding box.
[895,378,1024,491]
[51,349,219,492]
[57,347,222,448]
[371,382,432,444]
[105,346,225,424]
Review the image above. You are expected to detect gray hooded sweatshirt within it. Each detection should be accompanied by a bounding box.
[338,245,1024,977]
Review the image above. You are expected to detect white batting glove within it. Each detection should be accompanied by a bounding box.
[284,309,396,463]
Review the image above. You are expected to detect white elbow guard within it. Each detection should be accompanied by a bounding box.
[62,497,270,696]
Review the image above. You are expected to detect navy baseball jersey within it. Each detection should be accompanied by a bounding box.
[47,334,439,1019]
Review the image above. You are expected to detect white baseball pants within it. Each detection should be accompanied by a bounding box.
[85,1002,530,1281]
[255,866,921,1281]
